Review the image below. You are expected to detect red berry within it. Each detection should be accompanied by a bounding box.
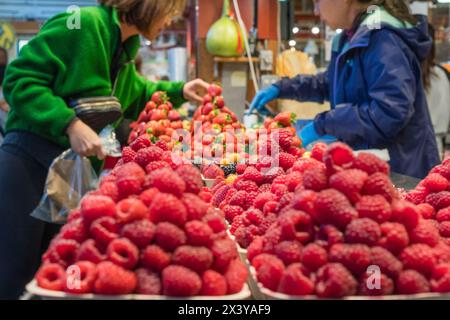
[147,167,186,197]
[255,254,285,291]
[185,220,214,247]
[409,219,440,247]
[181,193,209,221]
[116,198,148,224]
[370,246,403,278]
[344,218,381,246]
[352,152,389,175]
[200,270,227,296]
[275,241,303,265]
[106,238,139,270]
[396,270,430,294]
[135,268,161,295]
[90,217,119,246]
[426,191,450,210]
[356,195,392,223]
[115,162,146,198]
[162,265,202,296]
[77,239,106,264]
[423,173,448,193]
[323,143,355,173]
[362,173,397,202]
[224,259,248,294]
[36,263,66,291]
[141,245,171,272]
[315,225,344,249]
[278,263,315,295]
[329,169,369,204]
[437,207,450,222]
[400,244,436,276]
[210,238,238,272]
[121,219,156,248]
[135,146,164,168]
[172,245,213,274]
[59,218,88,243]
[203,212,227,233]
[378,222,410,255]
[130,134,151,151]
[176,164,204,194]
[316,263,357,298]
[149,193,187,227]
[302,243,328,271]
[416,203,436,219]
[311,142,327,162]
[329,243,371,276]
[391,200,420,230]
[122,146,137,163]
[279,209,313,244]
[154,222,187,251]
[314,189,357,230]
[430,264,450,293]
[358,272,394,296]
[303,167,328,192]
[94,261,137,295]
[80,195,116,224]
[64,261,97,294]
[439,221,450,237]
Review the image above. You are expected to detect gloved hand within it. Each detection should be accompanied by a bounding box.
[299,122,337,147]
[247,85,280,116]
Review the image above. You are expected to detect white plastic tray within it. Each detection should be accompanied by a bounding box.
[26,280,251,300]
[248,264,450,300]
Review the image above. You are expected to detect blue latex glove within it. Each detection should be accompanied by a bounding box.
[247,85,280,116]
[299,122,337,147]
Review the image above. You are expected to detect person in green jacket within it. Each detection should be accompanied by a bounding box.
[0,0,208,299]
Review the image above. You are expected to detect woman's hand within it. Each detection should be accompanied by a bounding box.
[66,118,106,159]
[183,78,210,103]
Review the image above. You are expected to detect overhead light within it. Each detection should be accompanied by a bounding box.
[292,27,299,34]
[145,40,152,46]
[336,29,343,34]
[311,26,320,35]
[289,40,296,47]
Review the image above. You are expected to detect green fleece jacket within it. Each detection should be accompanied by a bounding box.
[2,5,186,148]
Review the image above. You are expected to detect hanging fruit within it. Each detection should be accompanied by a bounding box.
[206,0,245,57]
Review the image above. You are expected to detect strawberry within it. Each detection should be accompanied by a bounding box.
[151,91,168,104]
[274,111,296,127]
[208,84,222,97]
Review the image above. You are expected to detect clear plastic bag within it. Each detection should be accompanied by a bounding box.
[31,126,122,224]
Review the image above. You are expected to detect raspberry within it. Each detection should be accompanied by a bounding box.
[261,167,285,184]
[255,254,285,291]
[155,222,187,251]
[314,189,357,229]
[46,239,80,267]
[80,195,116,224]
[212,185,231,207]
[116,198,148,224]
[135,268,161,295]
[378,222,410,255]
[172,245,213,274]
[310,142,327,162]
[181,193,208,221]
[316,225,344,248]
[292,158,325,173]
[400,244,436,276]
[67,209,81,223]
[59,218,88,243]
[149,193,187,227]
[302,243,328,271]
[391,200,420,230]
[437,207,450,222]
[228,190,249,209]
[303,167,328,192]
[291,190,317,216]
[135,146,164,168]
[175,164,203,194]
[224,259,248,294]
[202,212,227,233]
[329,243,371,276]
[405,186,429,205]
[285,172,303,192]
[358,272,394,296]
[278,152,296,171]
[36,263,66,291]
[262,224,283,253]
[344,218,381,246]
[329,169,369,204]
[139,187,159,207]
[106,238,139,270]
[277,263,315,295]
[200,270,228,296]
[430,264,450,292]
[122,146,137,163]
[147,168,186,197]
[210,238,238,272]
[202,164,225,180]
[258,183,272,193]
[356,195,391,223]
[121,219,156,248]
[222,205,243,223]
[410,220,440,247]
[423,173,448,193]
[279,210,313,244]
[440,221,450,237]
[275,241,303,265]
[426,191,450,210]
[64,261,97,294]
[416,203,436,219]
[185,221,213,247]
[246,208,264,225]
[94,261,137,295]
[236,163,247,175]
[242,166,264,185]
[263,201,279,215]
[162,265,202,296]
[90,217,119,246]
[247,237,264,262]
[396,270,430,294]
[115,162,146,198]
[77,239,106,264]
[95,181,119,202]
[235,179,259,193]
[271,184,289,199]
[235,225,258,249]
[198,190,213,203]
[362,173,397,202]
[130,134,151,151]
[316,263,358,298]
[323,143,355,173]
[370,246,403,278]
[141,245,171,272]
[273,128,294,150]
[352,152,390,175]
[145,160,171,173]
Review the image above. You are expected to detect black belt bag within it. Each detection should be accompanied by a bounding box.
[69,96,122,133]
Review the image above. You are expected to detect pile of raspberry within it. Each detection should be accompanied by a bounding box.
[405,158,450,241]
[35,140,247,297]
[242,142,450,298]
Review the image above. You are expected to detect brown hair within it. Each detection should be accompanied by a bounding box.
[98,0,186,32]
[357,0,431,89]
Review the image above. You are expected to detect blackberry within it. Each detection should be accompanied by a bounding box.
[221,163,237,176]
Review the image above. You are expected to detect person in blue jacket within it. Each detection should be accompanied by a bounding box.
[250,0,440,179]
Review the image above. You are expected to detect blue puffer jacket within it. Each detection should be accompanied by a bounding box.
[275,9,440,179]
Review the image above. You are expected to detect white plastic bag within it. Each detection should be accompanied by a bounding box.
[31,126,121,224]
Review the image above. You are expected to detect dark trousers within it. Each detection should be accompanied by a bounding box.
[0,131,64,299]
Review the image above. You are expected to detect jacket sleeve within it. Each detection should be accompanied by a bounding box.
[274,71,330,104]
[122,69,186,120]
[314,30,417,148]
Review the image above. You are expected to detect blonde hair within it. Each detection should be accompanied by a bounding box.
[98,0,186,32]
